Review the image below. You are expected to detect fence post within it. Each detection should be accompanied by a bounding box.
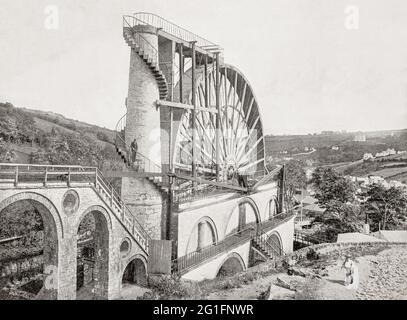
[14,166,19,187]
[44,167,48,187]
[67,167,71,187]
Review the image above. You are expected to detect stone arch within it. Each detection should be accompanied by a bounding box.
[216,252,246,278]
[76,205,113,234]
[0,192,63,238]
[266,196,278,220]
[224,197,261,236]
[267,231,283,256]
[76,205,111,300]
[121,254,148,287]
[185,216,219,255]
[0,192,63,299]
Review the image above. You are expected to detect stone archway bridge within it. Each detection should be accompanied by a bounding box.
[0,163,150,299]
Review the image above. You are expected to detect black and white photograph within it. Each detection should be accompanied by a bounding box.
[0,0,407,306]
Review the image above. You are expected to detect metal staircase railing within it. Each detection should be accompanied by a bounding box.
[294,231,330,247]
[172,227,257,275]
[123,16,168,100]
[253,232,283,259]
[172,211,295,274]
[114,113,162,174]
[0,163,151,254]
[132,12,223,51]
[123,16,160,66]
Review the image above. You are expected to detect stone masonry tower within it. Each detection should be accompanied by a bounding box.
[125,25,162,165]
[121,23,168,240]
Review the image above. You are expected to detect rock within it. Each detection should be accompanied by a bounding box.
[275,277,294,291]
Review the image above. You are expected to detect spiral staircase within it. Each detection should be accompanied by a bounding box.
[123,23,168,100]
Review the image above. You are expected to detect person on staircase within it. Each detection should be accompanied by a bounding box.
[130,138,138,170]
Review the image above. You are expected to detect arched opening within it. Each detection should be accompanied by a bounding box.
[76,210,109,300]
[267,233,283,256]
[216,253,245,278]
[120,256,149,300]
[268,197,278,220]
[186,217,218,255]
[225,200,260,237]
[0,199,58,300]
[122,258,147,287]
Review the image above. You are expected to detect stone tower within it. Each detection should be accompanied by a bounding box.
[121,25,165,240]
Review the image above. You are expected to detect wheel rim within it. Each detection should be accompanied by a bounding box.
[173,64,265,183]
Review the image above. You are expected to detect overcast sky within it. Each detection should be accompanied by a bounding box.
[1,0,407,135]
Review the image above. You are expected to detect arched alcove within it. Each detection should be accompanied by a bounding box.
[0,194,60,300]
[76,208,110,300]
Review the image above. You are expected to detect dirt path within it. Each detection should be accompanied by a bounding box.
[205,246,407,300]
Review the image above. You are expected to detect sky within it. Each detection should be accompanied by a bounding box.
[0,0,407,135]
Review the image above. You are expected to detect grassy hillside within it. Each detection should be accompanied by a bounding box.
[266,130,407,167]
[0,102,124,171]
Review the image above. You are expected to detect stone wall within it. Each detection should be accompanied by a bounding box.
[121,177,164,240]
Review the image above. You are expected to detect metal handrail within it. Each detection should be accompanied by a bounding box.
[0,163,151,253]
[123,16,160,66]
[94,168,152,251]
[172,210,295,273]
[114,113,162,174]
[173,227,257,274]
[132,12,222,50]
[294,231,330,245]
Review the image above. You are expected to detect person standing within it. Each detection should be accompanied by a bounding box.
[342,256,356,288]
[130,138,138,166]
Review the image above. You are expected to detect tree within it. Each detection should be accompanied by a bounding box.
[0,138,15,162]
[362,183,407,231]
[310,167,363,241]
[0,114,18,142]
[311,167,356,209]
[284,160,307,209]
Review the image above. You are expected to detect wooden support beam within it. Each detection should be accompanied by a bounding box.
[156,100,218,113]
[171,173,248,192]
[102,171,167,178]
[252,166,282,190]
[178,43,184,103]
[215,52,221,182]
[191,41,197,179]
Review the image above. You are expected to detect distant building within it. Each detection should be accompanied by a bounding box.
[368,175,385,185]
[354,132,366,142]
[397,150,407,155]
[363,153,374,161]
[331,146,339,151]
[375,148,396,158]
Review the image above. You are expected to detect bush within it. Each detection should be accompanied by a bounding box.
[306,248,320,261]
[149,274,201,299]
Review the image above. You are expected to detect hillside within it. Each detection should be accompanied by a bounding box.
[0,102,124,172]
[266,130,407,167]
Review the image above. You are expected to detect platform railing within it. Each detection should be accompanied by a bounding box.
[132,12,222,51]
[0,163,151,254]
[123,16,160,66]
[172,211,295,274]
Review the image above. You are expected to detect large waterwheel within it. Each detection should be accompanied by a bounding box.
[172,64,266,185]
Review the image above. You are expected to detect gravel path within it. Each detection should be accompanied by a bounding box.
[204,246,407,300]
[356,247,407,300]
